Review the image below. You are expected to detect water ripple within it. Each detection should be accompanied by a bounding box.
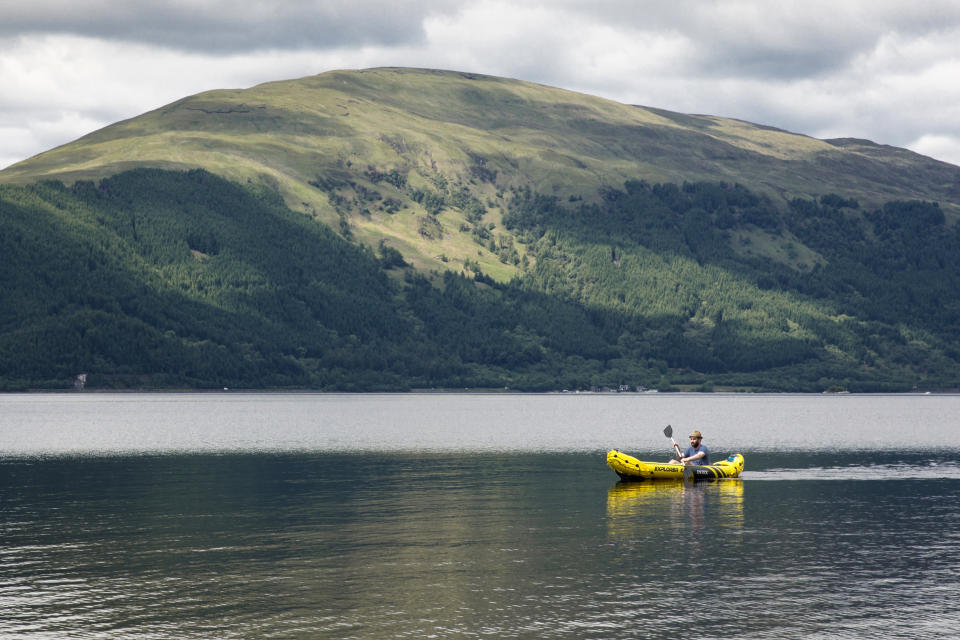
[744,460,960,480]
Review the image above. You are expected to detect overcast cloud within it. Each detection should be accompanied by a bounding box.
[3,0,960,170]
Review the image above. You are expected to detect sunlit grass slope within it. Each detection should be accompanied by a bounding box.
[4,67,959,276]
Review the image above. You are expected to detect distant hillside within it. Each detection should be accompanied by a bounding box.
[5,67,960,277]
[2,68,960,391]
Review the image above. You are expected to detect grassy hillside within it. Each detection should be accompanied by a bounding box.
[5,68,960,277]
[3,68,960,391]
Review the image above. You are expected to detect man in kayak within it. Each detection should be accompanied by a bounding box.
[670,430,710,465]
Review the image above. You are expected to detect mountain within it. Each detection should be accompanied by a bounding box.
[6,67,960,277]
[3,67,960,391]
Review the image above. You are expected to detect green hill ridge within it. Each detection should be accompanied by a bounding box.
[3,67,960,391]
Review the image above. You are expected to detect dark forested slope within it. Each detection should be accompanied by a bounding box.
[3,168,959,391]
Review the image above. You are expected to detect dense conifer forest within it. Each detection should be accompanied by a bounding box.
[2,168,959,392]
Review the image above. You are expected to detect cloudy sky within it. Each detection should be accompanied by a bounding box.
[3,0,960,170]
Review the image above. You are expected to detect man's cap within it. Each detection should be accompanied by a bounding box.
[689,430,703,439]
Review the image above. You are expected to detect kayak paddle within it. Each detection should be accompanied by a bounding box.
[663,424,683,462]
[665,424,697,481]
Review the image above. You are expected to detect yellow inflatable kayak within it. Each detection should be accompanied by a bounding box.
[607,449,745,481]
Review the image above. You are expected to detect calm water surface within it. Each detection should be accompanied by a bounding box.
[1,393,959,638]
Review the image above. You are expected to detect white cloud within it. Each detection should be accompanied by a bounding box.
[910,135,960,167]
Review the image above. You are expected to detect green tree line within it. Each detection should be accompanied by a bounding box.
[2,169,959,392]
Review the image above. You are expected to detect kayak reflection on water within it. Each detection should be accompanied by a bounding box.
[606,479,744,539]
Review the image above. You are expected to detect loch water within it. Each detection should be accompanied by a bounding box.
[1,393,959,638]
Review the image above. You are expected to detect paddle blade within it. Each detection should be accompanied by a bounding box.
[663,424,673,439]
